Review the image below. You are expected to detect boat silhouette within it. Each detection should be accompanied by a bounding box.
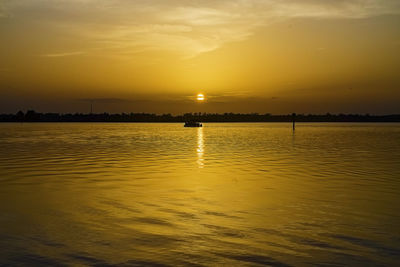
[184,121,202,127]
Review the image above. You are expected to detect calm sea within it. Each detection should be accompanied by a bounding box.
[0,123,399,266]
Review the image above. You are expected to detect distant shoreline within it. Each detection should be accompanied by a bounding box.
[1,111,399,123]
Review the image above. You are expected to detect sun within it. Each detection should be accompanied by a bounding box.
[197,93,205,101]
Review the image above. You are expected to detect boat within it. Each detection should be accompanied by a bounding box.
[184,121,202,127]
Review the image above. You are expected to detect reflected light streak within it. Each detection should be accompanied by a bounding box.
[197,127,204,168]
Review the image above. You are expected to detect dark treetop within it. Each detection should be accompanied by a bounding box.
[1,110,399,122]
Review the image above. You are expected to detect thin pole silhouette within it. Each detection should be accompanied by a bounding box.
[292,113,296,131]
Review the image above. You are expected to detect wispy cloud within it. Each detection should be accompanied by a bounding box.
[40,51,85,57]
[3,0,400,57]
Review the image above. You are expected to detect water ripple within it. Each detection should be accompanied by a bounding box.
[0,123,399,265]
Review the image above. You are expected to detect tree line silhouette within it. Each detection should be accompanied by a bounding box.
[0,110,399,122]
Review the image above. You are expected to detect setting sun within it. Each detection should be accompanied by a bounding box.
[197,93,205,101]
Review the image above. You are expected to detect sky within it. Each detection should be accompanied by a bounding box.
[0,0,399,114]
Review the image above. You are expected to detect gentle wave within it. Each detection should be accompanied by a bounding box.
[0,123,399,265]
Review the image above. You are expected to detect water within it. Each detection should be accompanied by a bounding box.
[0,123,399,266]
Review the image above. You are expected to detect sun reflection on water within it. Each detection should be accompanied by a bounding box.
[197,127,204,168]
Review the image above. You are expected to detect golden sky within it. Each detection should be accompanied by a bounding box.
[0,0,399,114]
